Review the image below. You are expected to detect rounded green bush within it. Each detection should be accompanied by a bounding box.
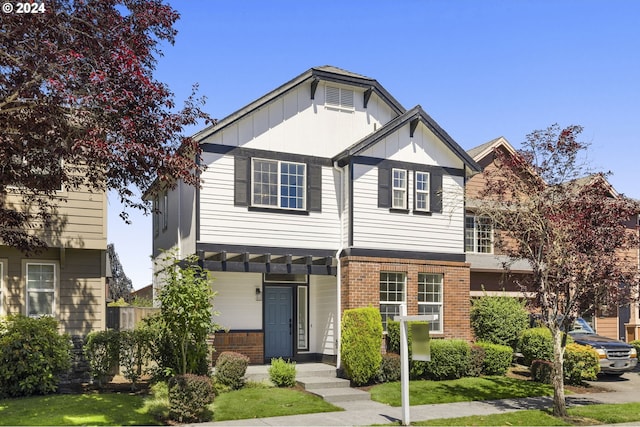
[476,341,513,375]
[0,315,71,398]
[340,307,383,386]
[378,353,401,383]
[168,374,214,423]
[215,351,249,390]
[519,327,553,366]
[564,343,600,385]
[415,339,471,380]
[530,359,553,383]
[470,295,529,350]
[269,357,296,387]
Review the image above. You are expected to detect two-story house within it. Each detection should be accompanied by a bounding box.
[465,136,640,342]
[152,66,481,364]
[0,186,108,335]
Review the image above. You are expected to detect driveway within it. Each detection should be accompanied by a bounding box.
[585,366,640,393]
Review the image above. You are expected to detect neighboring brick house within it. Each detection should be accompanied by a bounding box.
[0,185,108,335]
[466,136,640,342]
[152,66,481,364]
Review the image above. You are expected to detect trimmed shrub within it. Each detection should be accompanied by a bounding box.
[378,353,401,383]
[414,339,471,380]
[168,374,214,423]
[468,345,486,377]
[386,320,401,354]
[530,359,553,384]
[215,351,249,390]
[119,328,153,390]
[84,329,120,388]
[0,315,72,398]
[471,295,529,350]
[519,327,553,366]
[340,307,383,386]
[476,342,513,375]
[564,343,600,385]
[269,357,296,387]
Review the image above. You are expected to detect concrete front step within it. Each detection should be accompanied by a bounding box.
[297,376,350,390]
[245,362,336,382]
[304,386,371,403]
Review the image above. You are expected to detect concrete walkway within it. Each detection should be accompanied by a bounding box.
[195,365,640,426]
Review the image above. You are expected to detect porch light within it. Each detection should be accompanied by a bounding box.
[255,287,262,301]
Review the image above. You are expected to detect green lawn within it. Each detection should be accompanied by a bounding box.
[409,402,640,426]
[0,393,161,426]
[370,376,555,406]
[213,387,342,421]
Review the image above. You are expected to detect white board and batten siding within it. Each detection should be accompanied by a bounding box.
[352,124,467,253]
[352,166,465,253]
[199,153,341,250]
[200,82,397,159]
[309,275,338,356]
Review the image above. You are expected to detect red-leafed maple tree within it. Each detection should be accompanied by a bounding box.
[1,0,211,253]
[476,124,640,417]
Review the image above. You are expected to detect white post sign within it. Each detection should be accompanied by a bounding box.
[394,304,438,426]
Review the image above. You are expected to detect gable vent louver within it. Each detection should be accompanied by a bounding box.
[325,86,354,110]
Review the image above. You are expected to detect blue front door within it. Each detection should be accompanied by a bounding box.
[264,286,293,359]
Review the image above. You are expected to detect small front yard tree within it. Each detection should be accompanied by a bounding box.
[475,124,640,417]
[152,250,219,376]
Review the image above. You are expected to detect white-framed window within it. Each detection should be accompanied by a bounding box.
[465,215,493,253]
[297,285,308,350]
[380,272,405,330]
[415,171,430,211]
[153,195,159,237]
[252,159,306,210]
[325,86,354,110]
[392,168,407,209]
[418,273,443,333]
[25,262,57,317]
[162,191,168,231]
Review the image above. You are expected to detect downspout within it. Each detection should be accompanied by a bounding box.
[333,161,344,369]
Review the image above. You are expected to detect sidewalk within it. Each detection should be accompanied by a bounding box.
[195,388,640,426]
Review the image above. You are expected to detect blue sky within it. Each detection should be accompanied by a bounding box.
[108,0,640,289]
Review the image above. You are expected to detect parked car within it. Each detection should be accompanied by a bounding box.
[568,317,638,376]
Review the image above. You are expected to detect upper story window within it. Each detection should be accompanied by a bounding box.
[392,168,407,209]
[252,159,306,210]
[26,262,56,317]
[153,195,159,237]
[418,273,443,333]
[380,272,405,331]
[465,215,493,253]
[325,86,354,110]
[415,171,430,211]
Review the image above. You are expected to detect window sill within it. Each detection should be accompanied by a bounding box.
[248,206,310,216]
[389,208,410,214]
[413,210,433,216]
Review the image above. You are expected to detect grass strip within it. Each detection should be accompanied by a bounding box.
[370,376,554,406]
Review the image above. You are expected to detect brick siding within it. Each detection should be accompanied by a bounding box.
[211,331,264,364]
[340,255,472,340]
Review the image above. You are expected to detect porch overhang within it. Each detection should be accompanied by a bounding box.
[196,243,337,276]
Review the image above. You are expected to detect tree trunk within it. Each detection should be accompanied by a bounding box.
[550,326,567,417]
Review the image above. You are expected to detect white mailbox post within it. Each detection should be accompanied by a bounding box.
[394,304,438,426]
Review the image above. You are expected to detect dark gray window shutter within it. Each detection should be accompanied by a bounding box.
[430,171,443,213]
[234,156,249,206]
[308,164,322,212]
[378,165,391,208]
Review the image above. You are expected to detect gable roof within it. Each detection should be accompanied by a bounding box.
[193,65,406,142]
[333,105,481,172]
[467,136,517,162]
